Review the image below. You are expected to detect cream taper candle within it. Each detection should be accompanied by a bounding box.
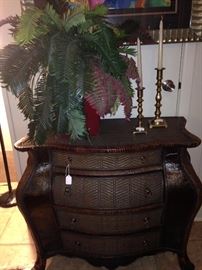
[158,19,163,69]
[137,38,143,88]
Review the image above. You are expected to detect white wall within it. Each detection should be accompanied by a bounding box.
[0,0,28,179]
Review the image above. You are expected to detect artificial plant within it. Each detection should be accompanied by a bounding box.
[0,0,138,144]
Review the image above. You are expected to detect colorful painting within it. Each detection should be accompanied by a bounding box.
[103,0,171,9]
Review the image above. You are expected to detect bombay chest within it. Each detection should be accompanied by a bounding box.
[15,117,202,270]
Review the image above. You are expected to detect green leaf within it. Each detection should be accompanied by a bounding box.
[17,86,34,120]
[63,10,86,32]
[87,5,108,17]
[68,109,86,140]
[31,72,56,144]
[15,7,47,45]
[0,43,47,96]
[83,25,126,77]
[43,4,63,30]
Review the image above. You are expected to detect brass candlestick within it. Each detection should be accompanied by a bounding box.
[149,68,167,128]
[133,82,147,134]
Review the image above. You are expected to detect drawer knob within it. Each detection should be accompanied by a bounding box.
[144,216,151,226]
[75,241,81,246]
[71,218,77,224]
[143,240,150,248]
[64,186,71,193]
[140,156,146,162]
[144,187,152,197]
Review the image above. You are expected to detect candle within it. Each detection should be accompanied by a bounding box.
[137,38,143,88]
[158,19,163,69]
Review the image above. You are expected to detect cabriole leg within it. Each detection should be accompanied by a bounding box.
[31,254,46,270]
[178,254,194,270]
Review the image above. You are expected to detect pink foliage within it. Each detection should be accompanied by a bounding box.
[122,55,139,80]
[85,63,133,119]
[88,0,105,8]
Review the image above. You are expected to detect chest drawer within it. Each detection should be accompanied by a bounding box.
[51,149,162,171]
[61,230,160,257]
[52,171,164,209]
[55,207,162,235]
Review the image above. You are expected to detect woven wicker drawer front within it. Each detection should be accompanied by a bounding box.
[52,171,164,209]
[55,207,162,235]
[52,150,161,171]
[61,230,160,257]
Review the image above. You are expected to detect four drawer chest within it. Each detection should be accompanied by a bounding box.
[15,117,202,270]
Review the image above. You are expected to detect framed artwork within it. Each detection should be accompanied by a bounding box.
[88,0,193,43]
[103,0,192,30]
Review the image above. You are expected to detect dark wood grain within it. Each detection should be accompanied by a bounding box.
[15,117,202,270]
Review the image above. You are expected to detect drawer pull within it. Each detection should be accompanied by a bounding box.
[140,156,146,162]
[144,187,152,197]
[71,218,77,224]
[143,240,150,248]
[144,216,151,226]
[64,186,71,193]
[75,241,81,246]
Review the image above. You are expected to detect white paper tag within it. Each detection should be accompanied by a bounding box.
[65,174,72,185]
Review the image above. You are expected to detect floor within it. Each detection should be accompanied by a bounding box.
[0,183,202,270]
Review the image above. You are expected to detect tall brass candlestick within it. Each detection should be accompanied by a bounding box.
[149,68,167,128]
[134,38,146,134]
[133,81,147,134]
[149,18,167,129]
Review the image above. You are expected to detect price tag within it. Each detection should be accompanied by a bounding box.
[65,164,72,185]
[65,174,72,185]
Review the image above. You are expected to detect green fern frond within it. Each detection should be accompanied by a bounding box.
[0,16,19,28]
[0,43,48,96]
[42,4,63,30]
[68,108,86,140]
[15,7,47,45]
[119,46,136,56]
[32,76,56,144]
[81,21,128,79]
[17,86,34,120]
[56,105,69,134]
[86,4,108,17]
[0,45,31,96]
[63,9,86,32]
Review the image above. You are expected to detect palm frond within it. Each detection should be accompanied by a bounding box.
[85,63,116,117]
[0,42,48,96]
[0,45,31,95]
[17,86,34,120]
[30,72,56,143]
[0,16,19,28]
[63,8,86,32]
[15,6,47,45]
[85,62,133,119]
[83,25,127,78]
[68,108,86,140]
[42,4,63,30]
[86,4,108,18]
